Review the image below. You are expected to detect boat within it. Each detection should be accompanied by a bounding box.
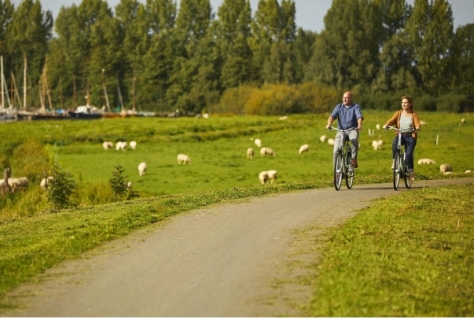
[68,105,103,119]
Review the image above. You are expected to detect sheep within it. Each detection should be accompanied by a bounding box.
[279,116,288,120]
[299,144,309,154]
[259,170,278,184]
[260,147,275,157]
[129,141,137,150]
[40,176,54,190]
[376,124,381,130]
[320,135,327,143]
[327,138,335,146]
[116,141,127,151]
[417,158,436,165]
[102,141,113,150]
[138,162,147,176]
[440,163,453,174]
[2,176,29,192]
[247,148,254,159]
[254,138,262,148]
[461,118,466,124]
[177,154,191,164]
[464,170,471,174]
[420,120,427,126]
[127,181,133,188]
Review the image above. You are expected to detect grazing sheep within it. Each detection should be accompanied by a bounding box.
[254,138,262,148]
[247,148,254,159]
[2,176,29,191]
[420,120,427,126]
[260,147,275,157]
[116,141,127,151]
[259,170,278,184]
[177,154,191,164]
[279,116,288,120]
[299,144,309,154]
[40,176,54,190]
[127,181,133,188]
[376,124,381,130]
[461,118,466,124]
[129,141,137,150]
[464,170,471,174]
[327,138,335,146]
[320,135,327,143]
[138,162,147,176]
[102,141,113,150]
[417,158,436,165]
[440,163,453,174]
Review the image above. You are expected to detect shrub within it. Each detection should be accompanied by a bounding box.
[109,166,139,201]
[46,164,77,210]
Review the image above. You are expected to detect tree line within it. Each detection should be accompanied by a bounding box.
[0,0,472,115]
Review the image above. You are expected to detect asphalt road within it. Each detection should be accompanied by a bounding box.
[4,178,474,317]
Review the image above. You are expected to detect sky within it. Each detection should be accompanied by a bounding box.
[10,0,474,33]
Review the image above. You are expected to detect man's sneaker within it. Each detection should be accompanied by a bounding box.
[351,158,358,168]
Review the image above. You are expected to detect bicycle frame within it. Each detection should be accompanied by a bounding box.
[385,126,415,190]
[328,126,356,190]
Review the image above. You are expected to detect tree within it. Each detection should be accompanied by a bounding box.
[451,23,474,94]
[46,164,77,210]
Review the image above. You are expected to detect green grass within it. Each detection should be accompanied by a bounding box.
[0,111,473,315]
[303,184,474,317]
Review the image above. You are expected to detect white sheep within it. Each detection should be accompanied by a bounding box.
[327,138,335,146]
[247,148,254,159]
[127,181,133,188]
[2,177,29,191]
[254,138,262,148]
[461,118,466,124]
[259,170,278,184]
[417,158,436,165]
[320,135,327,143]
[440,163,453,174]
[464,170,471,174]
[116,141,127,151]
[129,141,137,150]
[260,147,275,157]
[177,154,191,164]
[40,176,53,190]
[279,116,288,120]
[299,144,309,154]
[102,141,113,150]
[138,162,147,176]
[420,120,427,126]
[376,124,381,130]
[371,140,380,150]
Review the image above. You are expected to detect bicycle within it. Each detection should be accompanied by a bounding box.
[385,126,415,190]
[328,126,357,191]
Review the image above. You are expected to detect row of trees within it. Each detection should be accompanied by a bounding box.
[0,0,472,115]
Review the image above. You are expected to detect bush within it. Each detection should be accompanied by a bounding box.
[46,164,77,210]
[436,93,466,113]
[109,166,139,201]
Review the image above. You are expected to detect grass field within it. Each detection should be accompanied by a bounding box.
[0,111,473,315]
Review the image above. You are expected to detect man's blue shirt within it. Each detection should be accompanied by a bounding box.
[330,103,363,130]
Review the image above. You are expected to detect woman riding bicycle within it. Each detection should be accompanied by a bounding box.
[383,95,421,175]
[325,91,364,168]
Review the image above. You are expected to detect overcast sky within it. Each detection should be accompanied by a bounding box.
[10,0,474,33]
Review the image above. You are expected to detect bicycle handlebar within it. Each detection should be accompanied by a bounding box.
[384,126,416,133]
[327,126,358,132]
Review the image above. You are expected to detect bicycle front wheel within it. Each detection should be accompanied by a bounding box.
[334,153,343,191]
[393,152,401,190]
[345,151,354,189]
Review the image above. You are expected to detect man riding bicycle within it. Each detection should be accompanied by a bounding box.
[325,91,364,168]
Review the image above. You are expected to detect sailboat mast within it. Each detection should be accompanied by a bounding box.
[23,56,27,109]
[1,55,4,110]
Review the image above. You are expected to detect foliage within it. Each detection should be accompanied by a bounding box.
[109,165,139,201]
[46,164,77,210]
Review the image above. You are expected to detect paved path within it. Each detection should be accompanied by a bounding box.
[4,178,474,317]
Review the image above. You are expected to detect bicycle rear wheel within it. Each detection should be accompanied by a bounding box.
[393,152,401,190]
[345,151,354,189]
[334,153,343,191]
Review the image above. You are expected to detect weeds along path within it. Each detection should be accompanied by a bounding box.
[4,178,474,317]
